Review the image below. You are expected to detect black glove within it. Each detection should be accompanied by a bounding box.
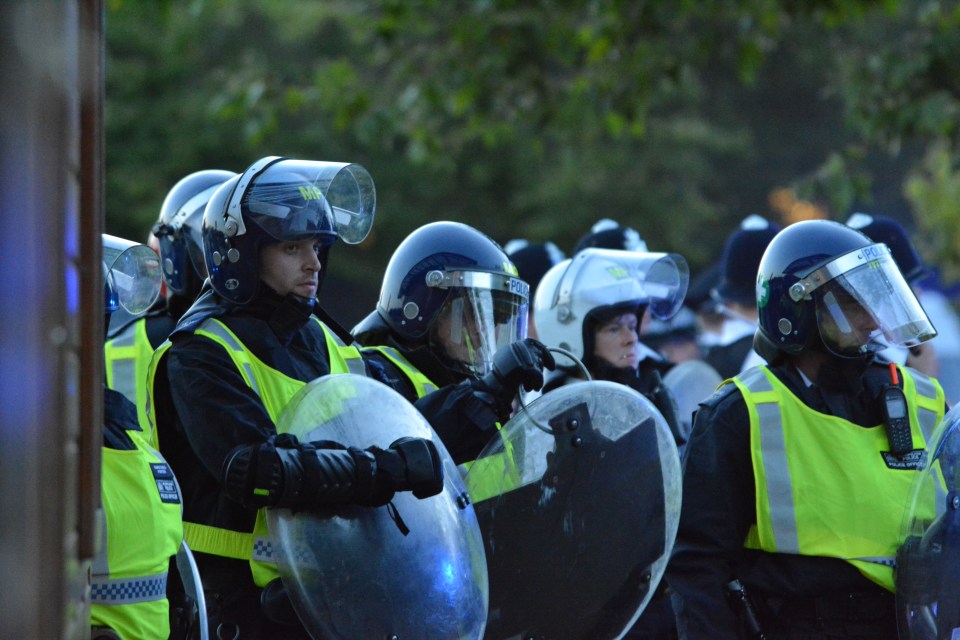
[478,338,556,397]
[362,436,445,505]
[260,578,300,627]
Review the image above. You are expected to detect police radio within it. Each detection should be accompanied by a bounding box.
[883,363,913,456]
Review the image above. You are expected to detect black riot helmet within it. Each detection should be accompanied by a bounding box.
[755,219,936,362]
[352,221,530,377]
[153,169,237,297]
[202,156,375,304]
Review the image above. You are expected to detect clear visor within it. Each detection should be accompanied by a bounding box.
[812,248,936,358]
[561,248,690,320]
[184,218,208,281]
[238,158,375,245]
[429,287,529,377]
[102,234,162,315]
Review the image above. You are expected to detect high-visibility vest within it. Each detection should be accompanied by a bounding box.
[362,345,519,504]
[146,315,364,587]
[735,364,944,590]
[90,430,183,639]
[361,346,438,397]
[104,318,155,432]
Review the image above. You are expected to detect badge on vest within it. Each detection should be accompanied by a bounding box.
[880,449,925,471]
[151,463,181,504]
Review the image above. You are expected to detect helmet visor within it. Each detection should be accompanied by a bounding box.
[812,245,936,358]
[560,249,690,321]
[429,285,529,377]
[240,158,374,245]
[102,234,162,315]
[243,166,337,243]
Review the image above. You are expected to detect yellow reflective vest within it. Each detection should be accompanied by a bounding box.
[147,316,364,588]
[363,345,518,504]
[104,318,155,433]
[735,364,944,591]
[90,429,183,639]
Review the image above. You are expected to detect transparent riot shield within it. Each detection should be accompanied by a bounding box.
[465,380,683,640]
[662,359,722,445]
[899,403,960,640]
[266,374,488,640]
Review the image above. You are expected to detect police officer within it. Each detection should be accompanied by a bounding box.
[146,157,444,639]
[533,246,689,640]
[105,170,235,440]
[352,221,555,466]
[668,219,946,639]
[534,248,689,442]
[92,235,184,640]
[704,215,781,379]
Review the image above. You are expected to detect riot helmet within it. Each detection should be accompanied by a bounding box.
[202,156,376,304]
[846,212,931,284]
[103,234,162,316]
[534,248,689,367]
[153,169,237,297]
[712,214,781,306]
[572,218,648,255]
[755,219,937,361]
[354,221,530,377]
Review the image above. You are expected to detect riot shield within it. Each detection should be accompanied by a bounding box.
[266,374,488,640]
[465,380,682,640]
[898,403,960,640]
[662,359,722,445]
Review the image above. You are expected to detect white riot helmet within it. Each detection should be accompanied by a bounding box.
[534,248,689,366]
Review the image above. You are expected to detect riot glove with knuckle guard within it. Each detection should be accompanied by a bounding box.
[470,338,556,421]
[475,337,555,396]
[222,433,444,511]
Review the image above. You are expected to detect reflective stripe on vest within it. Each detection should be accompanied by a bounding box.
[909,366,941,444]
[90,430,182,638]
[362,345,439,398]
[105,319,155,434]
[737,365,944,591]
[91,572,168,604]
[182,316,359,587]
[105,323,139,402]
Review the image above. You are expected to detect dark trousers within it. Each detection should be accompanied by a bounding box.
[759,591,898,640]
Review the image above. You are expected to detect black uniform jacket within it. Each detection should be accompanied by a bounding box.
[666,361,908,639]
[152,286,337,594]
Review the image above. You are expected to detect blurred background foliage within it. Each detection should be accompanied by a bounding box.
[105,0,960,324]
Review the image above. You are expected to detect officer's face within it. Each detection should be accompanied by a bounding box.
[259,239,322,299]
[817,284,881,356]
[594,313,640,369]
[432,300,485,372]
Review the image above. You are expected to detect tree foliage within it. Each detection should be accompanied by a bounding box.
[105,0,960,321]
